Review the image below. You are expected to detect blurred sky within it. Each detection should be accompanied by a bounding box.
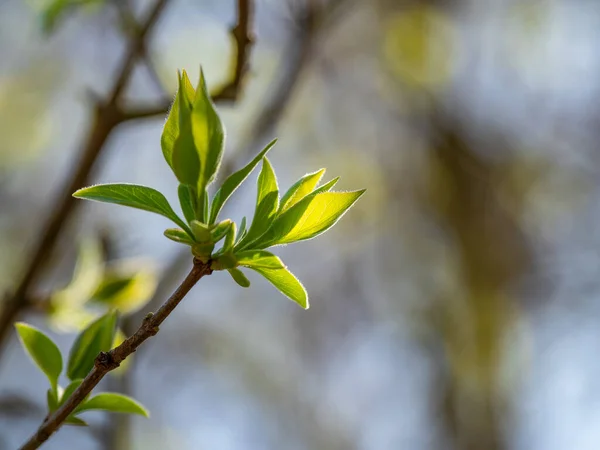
[3,0,600,449]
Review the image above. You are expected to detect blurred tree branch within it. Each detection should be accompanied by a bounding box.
[19,260,212,450]
[0,0,256,360]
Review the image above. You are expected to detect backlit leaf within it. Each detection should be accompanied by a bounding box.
[76,393,149,417]
[209,139,277,223]
[73,183,192,237]
[248,265,308,309]
[15,323,62,392]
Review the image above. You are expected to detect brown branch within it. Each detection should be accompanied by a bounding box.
[119,0,255,122]
[19,259,212,450]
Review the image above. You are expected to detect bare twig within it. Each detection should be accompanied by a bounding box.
[0,0,256,358]
[119,0,255,122]
[19,259,212,450]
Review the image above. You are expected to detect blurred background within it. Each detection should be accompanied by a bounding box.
[1,0,599,448]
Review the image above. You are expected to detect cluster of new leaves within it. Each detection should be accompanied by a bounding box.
[73,69,365,309]
[15,318,147,426]
[48,237,157,334]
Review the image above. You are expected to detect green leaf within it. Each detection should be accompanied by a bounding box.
[253,190,366,248]
[164,228,195,245]
[209,139,277,224]
[211,220,232,243]
[64,416,88,426]
[67,311,117,380]
[59,379,84,407]
[161,70,196,169]
[178,184,197,224]
[221,222,236,254]
[199,187,209,223]
[248,266,308,309]
[237,158,279,249]
[227,268,250,288]
[235,250,285,269]
[91,264,157,315]
[310,176,340,195]
[50,236,103,309]
[191,68,225,194]
[73,183,192,237]
[76,393,149,417]
[236,216,247,244]
[47,388,59,413]
[190,220,212,242]
[15,323,62,392]
[279,168,326,213]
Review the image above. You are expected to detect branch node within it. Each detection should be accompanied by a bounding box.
[95,351,120,370]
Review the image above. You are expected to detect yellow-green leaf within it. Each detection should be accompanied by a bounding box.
[249,265,308,309]
[15,323,62,392]
[279,168,326,213]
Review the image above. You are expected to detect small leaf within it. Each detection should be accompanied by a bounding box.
[47,388,58,413]
[76,393,149,417]
[67,311,117,380]
[50,236,103,309]
[254,190,366,248]
[91,264,157,315]
[236,216,248,244]
[248,266,308,309]
[171,119,201,190]
[73,183,192,237]
[221,222,236,254]
[164,228,195,245]
[236,158,279,249]
[59,379,84,407]
[211,220,232,243]
[64,416,88,426]
[190,220,212,242]
[279,169,326,213]
[209,139,277,224]
[178,184,197,224]
[228,268,250,288]
[15,323,62,392]
[310,177,340,195]
[161,70,196,169]
[235,250,285,269]
[191,68,225,194]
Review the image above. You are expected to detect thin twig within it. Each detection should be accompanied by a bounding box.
[19,259,212,450]
[118,0,255,122]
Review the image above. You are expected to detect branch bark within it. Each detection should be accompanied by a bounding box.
[19,259,212,450]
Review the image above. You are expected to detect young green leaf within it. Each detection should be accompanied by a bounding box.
[177,184,197,224]
[172,119,201,187]
[73,183,193,237]
[67,311,117,380]
[191,68,225,194]
[236,158,279,249]
[236,216,247,244]
[47,388,59,413]
[161,71,196,169]
[190,220,212,242]
[221,222,236,254]
[164,228,195,245]
[200,187,209,223]
[59,379,84,407]
[15,323,62,392]
[209,139,277,224]
[76,393,149,417]
[279,168,326,213]
[50,237,103,309]
[211,220,232,243]
[64,416,88,426]
[91,265,157,315]
[235,250,285,269]
[227,268,250,288]
[252,190,366,249]
[248,266,308,309]
[310,176,340,195]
